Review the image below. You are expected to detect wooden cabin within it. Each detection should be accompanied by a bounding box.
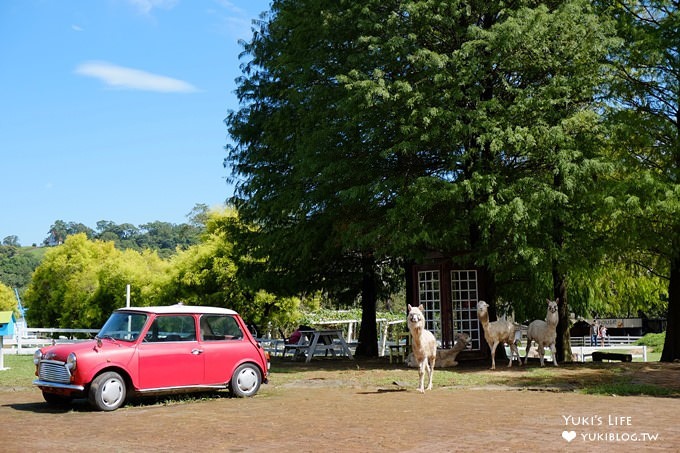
[406,256,490,360]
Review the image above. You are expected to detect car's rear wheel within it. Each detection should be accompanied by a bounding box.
[89,371,127,411]
[42,391,73,406]
[230,363,261,397]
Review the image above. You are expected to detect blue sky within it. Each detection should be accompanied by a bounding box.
[0,0,270,246]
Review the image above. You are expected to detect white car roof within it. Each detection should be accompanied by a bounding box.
[117,304,238,315]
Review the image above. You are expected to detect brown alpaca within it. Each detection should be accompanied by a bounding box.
[406,332,470,368]
[406,304,437,393]
[437,332,470,367]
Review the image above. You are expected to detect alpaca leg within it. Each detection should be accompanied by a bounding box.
[509,342,521,367]
[490,342,498,370]
[417,361,425,393]
[538,346,545,367]
[524,338,532,365]
[426,357,435,390]
[550,343,558,367]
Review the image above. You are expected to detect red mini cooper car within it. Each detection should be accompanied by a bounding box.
[33,304,270,411]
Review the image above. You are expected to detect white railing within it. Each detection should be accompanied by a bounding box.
[571,345,647,362]
[567,336,647,362]
[3,327,99,354]
[569,335,642,347]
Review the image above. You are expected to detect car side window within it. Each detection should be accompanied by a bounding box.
[145,315,196,342]
[200,315,243,341]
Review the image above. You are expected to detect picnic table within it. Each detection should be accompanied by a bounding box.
[284,329,354,362]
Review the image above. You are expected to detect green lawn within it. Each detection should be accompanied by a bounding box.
[0,354,36,387]
[3,352,676,398]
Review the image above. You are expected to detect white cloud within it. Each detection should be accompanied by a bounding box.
[71,25,84,32]
[75,61,199,93]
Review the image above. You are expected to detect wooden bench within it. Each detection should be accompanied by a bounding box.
[592,351,633,362]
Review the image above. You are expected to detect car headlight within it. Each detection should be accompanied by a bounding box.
[33,349,43,365]
[66,352,77,371]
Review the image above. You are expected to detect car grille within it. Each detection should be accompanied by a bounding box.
[38,360,72,384]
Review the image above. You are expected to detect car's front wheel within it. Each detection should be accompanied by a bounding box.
[230,363,261,397]
[88,371,127,411]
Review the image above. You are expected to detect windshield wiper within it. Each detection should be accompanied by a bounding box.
[95,334,118,344]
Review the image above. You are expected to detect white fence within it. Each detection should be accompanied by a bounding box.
[569,335,642,347]
[3,328,99,355]
[569,335,646,362]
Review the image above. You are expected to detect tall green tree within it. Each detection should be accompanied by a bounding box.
[374,1,616,360]
[227,0,616,359]
[44,220,94,246]
[226,0,404,356]
[2,236,20,247]
[606,0,679,360]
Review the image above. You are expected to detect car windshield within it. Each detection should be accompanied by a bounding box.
[98,312,148,341]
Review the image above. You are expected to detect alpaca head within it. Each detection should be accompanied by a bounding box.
[476,300,489,315]
[454,332,470,349]
[455,332,470,343]
[546,298,559,314]
[407,304,426,330]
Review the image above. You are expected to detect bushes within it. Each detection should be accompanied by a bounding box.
[635,332,665,352]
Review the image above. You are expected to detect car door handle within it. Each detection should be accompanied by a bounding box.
[191,349,204,355]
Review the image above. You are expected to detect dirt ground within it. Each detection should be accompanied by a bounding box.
[1,360,679,453]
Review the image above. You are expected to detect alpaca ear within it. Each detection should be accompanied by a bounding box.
[407,304,413,312]
[418,304,425,311]
[546,299,551,304]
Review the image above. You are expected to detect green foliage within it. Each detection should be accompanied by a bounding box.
[301,308,403,325]
[582,383,675,397]
[635,332,666,352]
[161,208,306,330]
[603,0,679,361]
[226,0,624,343]
[0,281,17,313]
[42,204,206,257]
[2,235,20,247]
[0,245,45,291]
[24,234,170,328]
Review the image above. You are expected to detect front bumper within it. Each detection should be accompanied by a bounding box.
[33,380,85,392]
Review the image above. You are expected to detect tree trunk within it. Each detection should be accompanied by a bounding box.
[552,264,572,363]
[661,254,680,361]
[355,254,378,357]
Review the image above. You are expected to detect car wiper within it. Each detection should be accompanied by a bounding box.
[95,334,118,344]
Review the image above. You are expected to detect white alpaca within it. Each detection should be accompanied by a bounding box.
[524,298,560,367]
[476,300,522,370]
[406,304,437,393]
[406,332,470,368]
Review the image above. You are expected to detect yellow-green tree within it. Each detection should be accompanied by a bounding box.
[0,282,17,313]
[24,234,169,328]
[164,208,303,332]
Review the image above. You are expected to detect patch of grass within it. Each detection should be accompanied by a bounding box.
[644,351,661,362]
[5,353,678,400]
[0,354,35,387]
[582,382,676,397]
